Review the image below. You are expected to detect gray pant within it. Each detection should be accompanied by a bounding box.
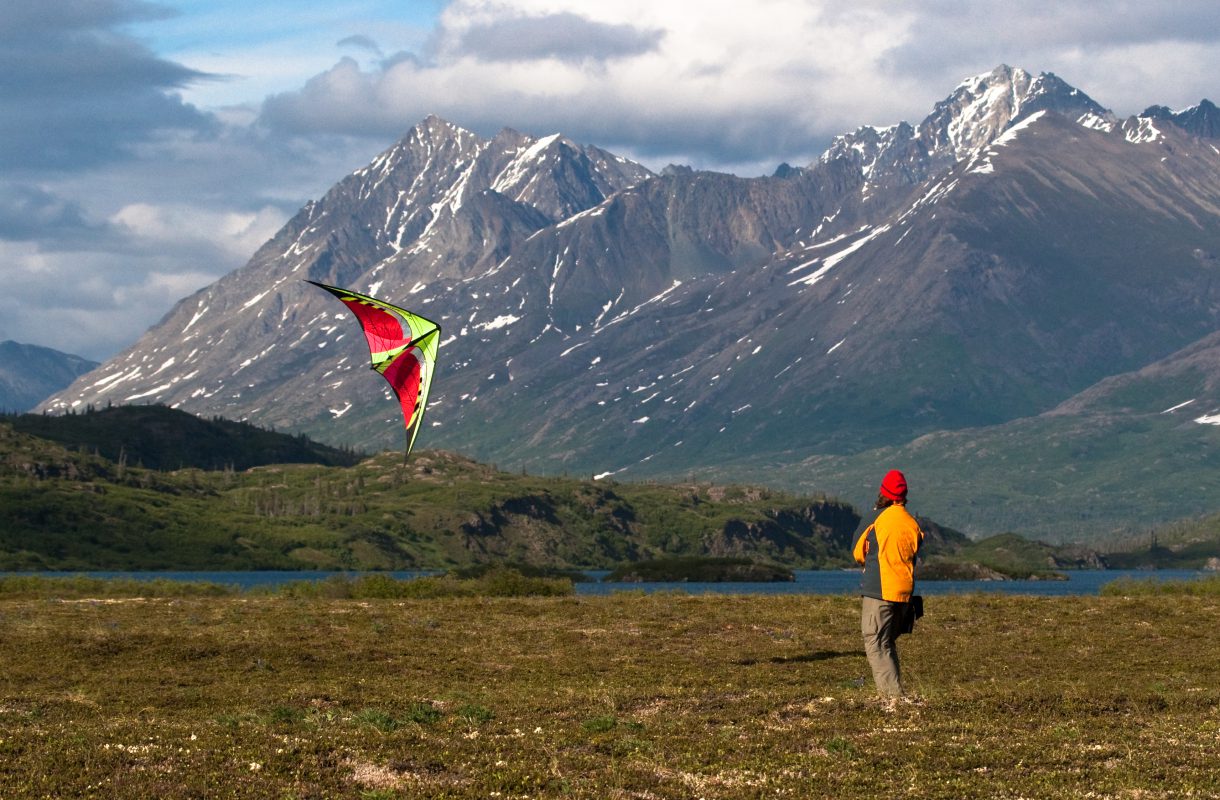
[861,596,903,697]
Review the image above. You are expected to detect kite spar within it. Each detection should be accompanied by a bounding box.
[306,280,441,459]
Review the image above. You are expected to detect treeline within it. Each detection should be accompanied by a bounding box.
[3,404,363,471]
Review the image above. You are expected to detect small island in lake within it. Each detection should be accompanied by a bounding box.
[605,557,795,583]
[918,558,1067,581]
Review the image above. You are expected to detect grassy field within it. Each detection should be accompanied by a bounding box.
[2,588,1219,798]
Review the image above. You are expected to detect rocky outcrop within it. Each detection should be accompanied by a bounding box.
[453,491,862,569]
[703,501,861,566]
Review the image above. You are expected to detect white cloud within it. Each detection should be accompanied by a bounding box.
[0,239,217,360]
[878,0,1220,116]
[258,0,1219,172]
[258,0,924,172]
[111,203,288,263]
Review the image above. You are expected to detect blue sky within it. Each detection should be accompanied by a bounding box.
[132,1,445,107]
[3,0,1219,362]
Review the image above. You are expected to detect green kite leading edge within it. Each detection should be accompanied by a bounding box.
[307,280,441,457]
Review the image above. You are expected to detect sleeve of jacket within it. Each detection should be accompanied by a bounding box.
[899,521,923,562]
[853,525,873,565]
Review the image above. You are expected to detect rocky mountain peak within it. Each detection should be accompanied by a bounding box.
[819,122,913,171]
[815,66,1112,200]
[918,65,1108,160]
[1117,99,1219,145]
[1160,99,1219,139]
[293,116,655,283]
[411,114,476,146]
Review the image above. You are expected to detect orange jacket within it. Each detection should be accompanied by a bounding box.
[853,504,924,602]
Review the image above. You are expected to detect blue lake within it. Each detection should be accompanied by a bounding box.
[9,569,1210,596]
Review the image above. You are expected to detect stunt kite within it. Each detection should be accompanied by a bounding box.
[307,280,441,458]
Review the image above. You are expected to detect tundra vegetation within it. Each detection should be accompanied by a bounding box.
[1,575,1218,798]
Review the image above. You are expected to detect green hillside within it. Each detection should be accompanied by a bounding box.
[0,419,867,571]
[1102,511,1220,569]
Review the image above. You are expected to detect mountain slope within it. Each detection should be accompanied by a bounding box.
[722,333,1220,543]
[1049,329,1220,422]
[0,341,98,412]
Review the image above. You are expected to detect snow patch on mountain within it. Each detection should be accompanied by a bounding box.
[600,281,684,329]
[967,110,1047,174]
[492,135,562,198]
[1124,118,1164,144]
[1162,399,1196,414]
[242,291,269,310]
[788,226,891,287]
[556,203,608,229]
[1078,113,1115,133]
[476,314,521,332]
[126,382,172,401]
[183,305,209,333]
[994,110,1047,146]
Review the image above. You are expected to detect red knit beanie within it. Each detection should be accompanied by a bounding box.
[879,469,908,501]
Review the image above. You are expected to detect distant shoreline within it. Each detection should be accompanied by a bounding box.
[3,568,1210,597]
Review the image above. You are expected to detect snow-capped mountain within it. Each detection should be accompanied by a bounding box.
[43,66,1220,535]
[42,116,654,441]
[818,66,1111,203]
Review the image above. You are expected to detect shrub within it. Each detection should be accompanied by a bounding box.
[1100,572,1220,596]
[605,557,794,583]
[272,569,574,599]
[354,708,400,732]
[0,575,236,598]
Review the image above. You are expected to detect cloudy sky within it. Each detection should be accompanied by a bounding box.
[3,0,1218,362]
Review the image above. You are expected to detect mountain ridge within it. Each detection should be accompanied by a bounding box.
[38,66,1220,542]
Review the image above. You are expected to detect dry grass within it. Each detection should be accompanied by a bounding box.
[1,592,1219,798]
